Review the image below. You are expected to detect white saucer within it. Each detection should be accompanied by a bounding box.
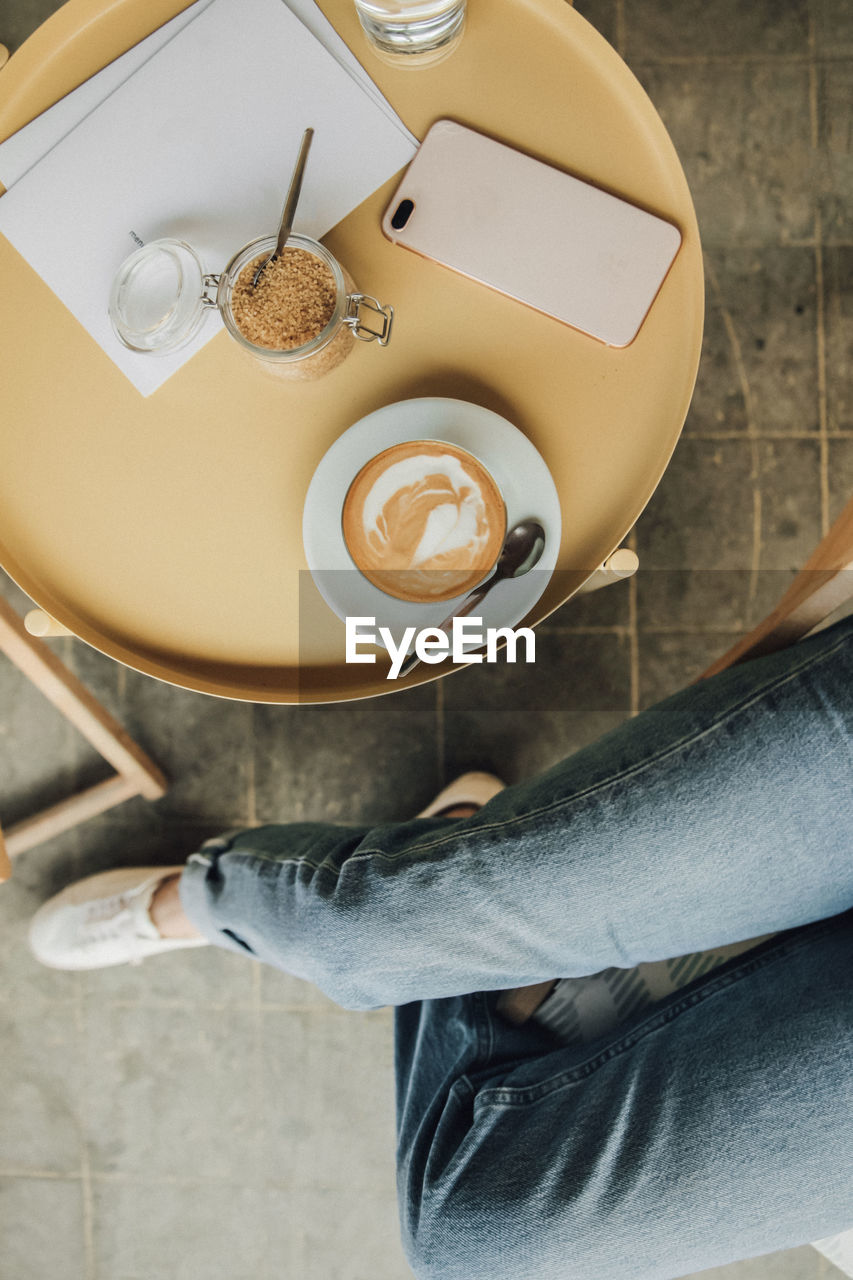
[302,398,562,653]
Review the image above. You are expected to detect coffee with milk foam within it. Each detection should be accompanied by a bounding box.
[342,440,506,603]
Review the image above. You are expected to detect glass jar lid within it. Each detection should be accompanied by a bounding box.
[109,239,210,354]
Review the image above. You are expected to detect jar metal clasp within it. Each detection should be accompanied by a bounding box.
[201,274,222,308]
[345,294,394,346]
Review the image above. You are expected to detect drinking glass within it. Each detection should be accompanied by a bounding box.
[353,0,466,66]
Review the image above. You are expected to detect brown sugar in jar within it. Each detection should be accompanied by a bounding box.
[231,249,337,348]
[221,238,355,380]
[219,234,390,381]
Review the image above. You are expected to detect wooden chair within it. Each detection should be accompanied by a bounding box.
[699,493,853,677]
[0,595,166,883]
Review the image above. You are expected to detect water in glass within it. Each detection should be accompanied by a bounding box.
[353,0,466,64]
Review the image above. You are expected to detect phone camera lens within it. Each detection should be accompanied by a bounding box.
[391,199,415,230]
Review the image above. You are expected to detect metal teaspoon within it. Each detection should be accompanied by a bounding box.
[252,127,314,288]
[396,519,547,680]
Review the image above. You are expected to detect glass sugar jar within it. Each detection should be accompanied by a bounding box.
[109,233,393,380]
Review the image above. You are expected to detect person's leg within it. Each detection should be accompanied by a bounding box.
[28,620,853,1277]
[178,614,853,1008]
[149,873,200,937]
[393,910,853,1280]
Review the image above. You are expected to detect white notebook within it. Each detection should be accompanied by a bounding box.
[0,0,417,395]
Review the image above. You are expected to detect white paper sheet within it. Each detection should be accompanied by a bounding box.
[0,1,215,188]
[285,0,418,141]
[0,0,416,189]
[0,0,417,395]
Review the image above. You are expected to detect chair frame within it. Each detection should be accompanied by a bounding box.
[0,596,166,881]
[699,496,853,679]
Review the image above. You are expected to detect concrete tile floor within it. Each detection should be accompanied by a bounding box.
[1,1,851,1278]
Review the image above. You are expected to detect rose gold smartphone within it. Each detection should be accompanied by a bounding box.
[381,119,682,347]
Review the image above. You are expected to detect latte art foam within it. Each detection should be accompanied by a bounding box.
[343,441,506,603]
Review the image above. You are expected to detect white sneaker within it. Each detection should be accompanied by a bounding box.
[28,866,209,970]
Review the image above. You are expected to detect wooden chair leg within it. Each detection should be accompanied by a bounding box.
[0,823,11,884]
[701,494,853,679]
[0,597,167,865]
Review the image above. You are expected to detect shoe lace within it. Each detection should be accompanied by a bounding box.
[83,889,156,962]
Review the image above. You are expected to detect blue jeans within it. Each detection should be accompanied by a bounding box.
[180,616,853,1280]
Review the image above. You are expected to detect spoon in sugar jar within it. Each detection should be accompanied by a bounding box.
[395,519,547,680]
[252,127,314,288]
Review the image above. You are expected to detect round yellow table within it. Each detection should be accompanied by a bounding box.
[0,0,703,702]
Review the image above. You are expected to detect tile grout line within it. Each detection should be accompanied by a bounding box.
[79,1142,97,1280]
[697,238,853,249]
[541,624,631,636]
[629,52,847,66]
[615,0,626,59]
[704,257,763,615]
[72,980,97,1280]
[6,995,417,1012]
[545,621,764,635]
[0,999,405,1012]
[54,997,262,1010]
[634,620,792,635]
[251,961,270,1279]
[0,1166,396,1193]
[682,430,853,440]
[809,16,830,534]
[696,237,850,248]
